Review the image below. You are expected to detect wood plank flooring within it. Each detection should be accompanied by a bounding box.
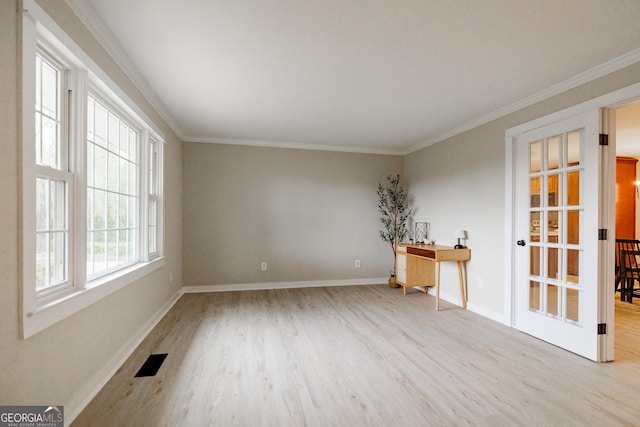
[73,285,640,426]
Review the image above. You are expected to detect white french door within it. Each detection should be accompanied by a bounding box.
[514,109,604,361]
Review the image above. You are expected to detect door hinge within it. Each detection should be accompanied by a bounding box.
[598,229,608,240]
[598,323,607,335]
[599,133,609,146]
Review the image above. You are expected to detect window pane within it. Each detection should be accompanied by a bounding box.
[530,177,540,208]
[548,211,559,243]
[148,140,159,255]
[530,211,540,242]
[149,225,157,254]
[567,210,579,245]
[93,231,106,273]
[149,198,157,253]
[50,231,67,284]
[530,141,542,173]
[36,233,47,290]
[119,122,130,159]
[107,151,118,192]
[547,247,560,280]
[547,284,559,317]
[129,196,136,228]
[548,174,560,207]
[129,163,137,194]
[547,135,561,170]
[568,171,579,206]
[93,189,106,230]
[36,178,48,232]
[107,230,117,268]
[127,229,136,261]
[530,245,540,276]
[117,195,126,228]
[567,288,579,323]
[567,249,579,283]
[119,158,129,194]
[41,115,58,168]
[108,112,119,153]
[35,53,62,170]
[107,192,117,229]
[94,102,107,147]
[87,95,139,278]
[567,130,581,166]
[129,129,137,162]
[94,145,107,189]
[529,281,541,312]
[41,60,58,118]
[50,178,66,230]
[35,177,68,291]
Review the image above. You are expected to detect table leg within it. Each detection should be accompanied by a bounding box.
[458,260,467,309]
[435,261,441,311]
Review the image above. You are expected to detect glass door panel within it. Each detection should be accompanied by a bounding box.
[517,108,601,361]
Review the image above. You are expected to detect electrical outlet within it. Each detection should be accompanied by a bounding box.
[478,277,484,289]
[261,262,268,271]
[355,259,361,268]
[169,273,173,284]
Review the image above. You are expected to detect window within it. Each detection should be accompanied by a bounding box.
[34,51,72,295]
[148,137,160,258]
[86,94,139,278]
[21,0,164,338]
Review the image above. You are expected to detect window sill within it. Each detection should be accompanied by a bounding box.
[22,257,165,339]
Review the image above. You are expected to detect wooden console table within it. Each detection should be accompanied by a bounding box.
[396,244,471,310]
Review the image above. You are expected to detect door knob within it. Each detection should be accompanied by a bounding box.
[517,240,526,246]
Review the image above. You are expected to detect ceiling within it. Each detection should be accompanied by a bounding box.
[68,0,640,154]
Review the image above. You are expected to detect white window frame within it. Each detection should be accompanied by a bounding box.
[147,136,163,261]
[20,0,165,339]
[33,47,74,299]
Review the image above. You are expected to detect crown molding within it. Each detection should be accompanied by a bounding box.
[64,0,185,140]
[404,47,640,155]
[58,2,640,155]
[183,135,404,156]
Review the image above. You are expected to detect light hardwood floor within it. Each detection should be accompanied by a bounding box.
[73,285,640,426]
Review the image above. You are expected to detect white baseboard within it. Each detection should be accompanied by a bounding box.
[182,277,388,293]
[424,286,509,325]
[65,288,183,426]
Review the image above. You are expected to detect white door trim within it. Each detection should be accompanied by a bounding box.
[504,82,640,352]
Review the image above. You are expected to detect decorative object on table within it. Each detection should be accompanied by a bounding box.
[377,174,413,287]
[414,222,430,244]
[454,229,466,249]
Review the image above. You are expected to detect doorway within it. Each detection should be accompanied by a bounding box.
[613,102,640,361]
[506,83,640,362]
[511,110,601,361]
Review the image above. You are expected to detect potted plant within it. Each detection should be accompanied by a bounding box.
[377,174,412,288]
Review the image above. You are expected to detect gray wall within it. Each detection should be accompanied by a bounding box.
[3,0,640,418]
[0,0,183,412]
[405,62,640,317]
[183,143,402,286]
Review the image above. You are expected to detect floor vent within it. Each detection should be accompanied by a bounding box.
[135,353,168,378]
